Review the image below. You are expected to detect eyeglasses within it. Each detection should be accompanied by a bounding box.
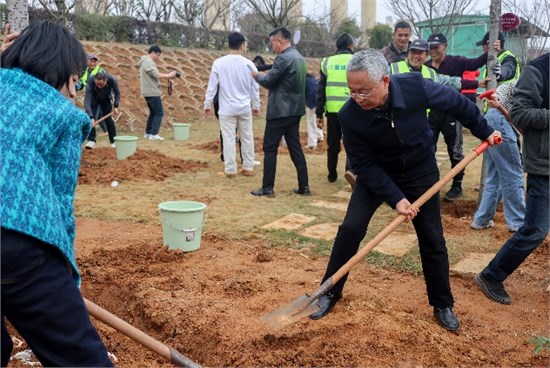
[348,78,383,100]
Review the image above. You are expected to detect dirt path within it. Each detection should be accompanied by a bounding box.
[70,217,548,367]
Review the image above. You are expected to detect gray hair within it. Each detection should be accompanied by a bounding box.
[347,49,389,81]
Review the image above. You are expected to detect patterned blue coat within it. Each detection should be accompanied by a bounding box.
[0,68,91,285]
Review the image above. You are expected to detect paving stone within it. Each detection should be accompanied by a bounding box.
[299,223,340,240]
[375,233,417,257]
[450,252,496,274]
[261,213,316,230]
[334,191,351,200]
[310,200,348,212]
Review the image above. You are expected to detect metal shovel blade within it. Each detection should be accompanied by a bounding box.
[259,293,321,330]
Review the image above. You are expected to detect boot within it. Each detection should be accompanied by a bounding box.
[444,181,463,201]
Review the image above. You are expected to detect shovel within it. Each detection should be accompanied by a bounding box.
[260,137,501,329]
[84,298,201,368]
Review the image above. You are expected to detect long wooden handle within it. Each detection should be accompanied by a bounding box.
[84,298,201,368]
[92,112,114,126]
[327,140,495,285]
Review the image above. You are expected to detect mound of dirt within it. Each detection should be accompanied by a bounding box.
[72,218,548,368]
[78,148,208,184]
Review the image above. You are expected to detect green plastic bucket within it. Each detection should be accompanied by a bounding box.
[114,136,138,160]
[158,201,206,251]
[173,123,190,140]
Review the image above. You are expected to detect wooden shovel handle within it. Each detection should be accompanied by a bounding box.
[315,139,498,296]
[84,298,201,368]
[92,112,114,127]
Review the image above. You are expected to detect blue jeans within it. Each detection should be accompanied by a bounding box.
[1,229,112,367]
[144,96,164,135]
[473,109,525,231]
[482,174,549,282]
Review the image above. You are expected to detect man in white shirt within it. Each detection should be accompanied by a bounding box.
[204,32,260,178]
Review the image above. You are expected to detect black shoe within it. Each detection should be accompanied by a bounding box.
[433,307,460,331]
[251,187,275,198]
[474,273,511,305]
[444,182,463,201]
[344,171,356,190]
[309,292,342,320]
[293,186,311,195]
[327,175,337,183]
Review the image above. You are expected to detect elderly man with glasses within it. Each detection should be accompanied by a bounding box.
[309,49,501,331]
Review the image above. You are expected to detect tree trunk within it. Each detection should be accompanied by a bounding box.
[477,0,501,206]
[6,0,29,33]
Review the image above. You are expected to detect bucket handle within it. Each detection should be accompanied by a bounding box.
[159,213,203,233]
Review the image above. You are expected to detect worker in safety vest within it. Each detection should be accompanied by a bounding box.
[476,31,521,111]
[315,33,356,187]
[390,39,462,94]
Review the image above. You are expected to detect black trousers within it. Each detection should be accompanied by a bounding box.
[326,113,352,181]
[320,169,454,308]
[262,115,308,190]
[1,229,112,367]
[428,110,464,184]
[88,99,116,144]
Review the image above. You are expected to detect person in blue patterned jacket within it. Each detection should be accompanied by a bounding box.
[0,21,113,367]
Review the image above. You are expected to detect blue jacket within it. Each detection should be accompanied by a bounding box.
[305,75,318,109]
[339,73,494,207]
[0,68,91,285]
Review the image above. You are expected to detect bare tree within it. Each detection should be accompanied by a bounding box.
[503,0,550,62]
[241,0,303,28]
[109,0,139,16]
[34,0,78,24]
[171,0,203,26]
[387,0,477,38]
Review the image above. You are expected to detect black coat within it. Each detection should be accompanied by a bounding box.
[339,73,494,207]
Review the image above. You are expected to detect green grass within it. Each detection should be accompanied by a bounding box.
[75,116,491,277]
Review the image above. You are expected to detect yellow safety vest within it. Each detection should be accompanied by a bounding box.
[482,50,520,111]
[389,60,438,81]
[390,61,438,115]
[482,50,520,84]
[321,53,353,113]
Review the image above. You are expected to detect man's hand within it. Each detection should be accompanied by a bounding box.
[487,97,500,109]
[316,118,324,129]
[204,108,212,116]
[487,131,502,146]
[252,108,260,116]
[478,77,491,88]
[91,118,96,128]
[1,24,19,52]
[113,107,119,116]
[395,198,419,223]
[494,39,501,52]
[168,70,177,79]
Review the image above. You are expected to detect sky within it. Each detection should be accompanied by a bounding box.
[302,0,496,26]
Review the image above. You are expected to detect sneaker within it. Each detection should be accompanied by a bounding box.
[474,273,512,305]
[225,173,237,179]
[344,171,357,190]
[470,220,494,230]
[85,141,96,149]
[149,134,165,140]
[144,133,150,139]
[253,160,261,166]
[444,182,463,201]
[110,143,116,148]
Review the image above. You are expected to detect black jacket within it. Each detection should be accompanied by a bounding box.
[254,46,306,120]
[339,73,494,207]
[511,53,549,176]
[84,74,121,118]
